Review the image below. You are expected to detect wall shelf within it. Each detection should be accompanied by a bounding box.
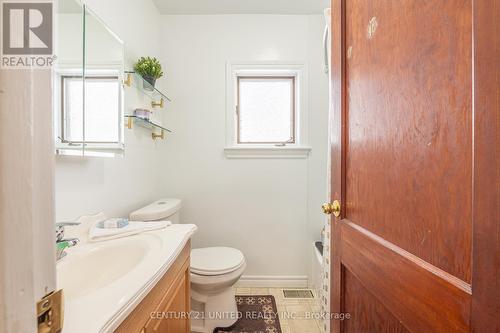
[125,115,171,140]
[124,71,171,108]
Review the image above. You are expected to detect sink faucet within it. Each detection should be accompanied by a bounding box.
[56,222,80,261]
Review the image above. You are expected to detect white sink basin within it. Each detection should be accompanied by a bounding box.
[58,237,154,300]
[57,220,197,333]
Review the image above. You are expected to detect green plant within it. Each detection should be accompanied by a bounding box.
[134,57,164,79]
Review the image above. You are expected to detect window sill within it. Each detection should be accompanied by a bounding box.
[55,143,124,158]
[224,146,311,159]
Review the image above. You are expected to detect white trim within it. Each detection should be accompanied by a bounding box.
[224,146,311,159]
[55,144,125,158]
[225,61,309,159]
[235,275,309,288]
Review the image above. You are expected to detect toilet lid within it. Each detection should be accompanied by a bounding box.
[190,247,245,276]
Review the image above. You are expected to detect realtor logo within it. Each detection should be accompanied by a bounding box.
[1,1,54,68]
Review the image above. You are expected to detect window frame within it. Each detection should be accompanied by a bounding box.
[236,75,296,145]
[225,61,311,159]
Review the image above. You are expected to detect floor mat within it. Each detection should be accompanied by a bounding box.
[215,295,282,333]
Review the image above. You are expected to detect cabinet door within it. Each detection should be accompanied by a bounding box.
[145,264,190,333]
[115,243,191,333]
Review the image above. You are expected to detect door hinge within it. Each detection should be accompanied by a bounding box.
[37,289,64,333]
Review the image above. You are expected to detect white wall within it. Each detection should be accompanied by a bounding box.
[55,0,165,221]
[159,15,329,283]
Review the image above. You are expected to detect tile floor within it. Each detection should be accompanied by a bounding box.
[235,288,323,333]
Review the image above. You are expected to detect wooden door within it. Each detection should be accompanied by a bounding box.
[328,0,499,332]
[0,68,56,331]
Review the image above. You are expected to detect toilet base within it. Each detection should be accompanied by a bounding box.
[190,286,239,333]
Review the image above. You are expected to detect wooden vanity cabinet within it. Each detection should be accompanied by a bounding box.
[115,242,191,333]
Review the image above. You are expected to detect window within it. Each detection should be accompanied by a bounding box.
[225,62,310,158]
[237,77,295,144]
[60,76,121,144]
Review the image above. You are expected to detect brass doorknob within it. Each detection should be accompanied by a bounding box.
[322,200,341,217]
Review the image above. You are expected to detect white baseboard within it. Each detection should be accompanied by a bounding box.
[235,275,309,288]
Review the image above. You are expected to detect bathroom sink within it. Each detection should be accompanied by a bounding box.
[57,221,197,333]
[57,238,151,300]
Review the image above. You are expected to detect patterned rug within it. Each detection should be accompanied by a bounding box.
[214,295,282,333]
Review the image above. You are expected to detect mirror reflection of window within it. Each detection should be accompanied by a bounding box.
[53,0,124,156]
[62,76,121,143]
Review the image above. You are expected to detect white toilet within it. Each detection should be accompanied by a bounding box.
[130,199,246,333]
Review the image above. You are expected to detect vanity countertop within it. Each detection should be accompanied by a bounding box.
[59,221,197,333]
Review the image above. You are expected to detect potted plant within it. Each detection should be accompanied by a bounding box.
[133,56,164,91]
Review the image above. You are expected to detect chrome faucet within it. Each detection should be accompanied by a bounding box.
[56,222,80,261]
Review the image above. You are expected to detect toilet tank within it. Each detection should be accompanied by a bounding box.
[129,199,182,223]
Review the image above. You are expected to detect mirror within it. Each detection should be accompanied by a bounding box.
[54,0,83,155]
[54,0,124,157]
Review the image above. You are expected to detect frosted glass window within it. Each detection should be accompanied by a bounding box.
[62,76,120,143]
[237,77,295,144]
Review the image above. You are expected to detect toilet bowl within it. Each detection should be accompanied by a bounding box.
[190,247,246,333]
[130,199,246,333]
